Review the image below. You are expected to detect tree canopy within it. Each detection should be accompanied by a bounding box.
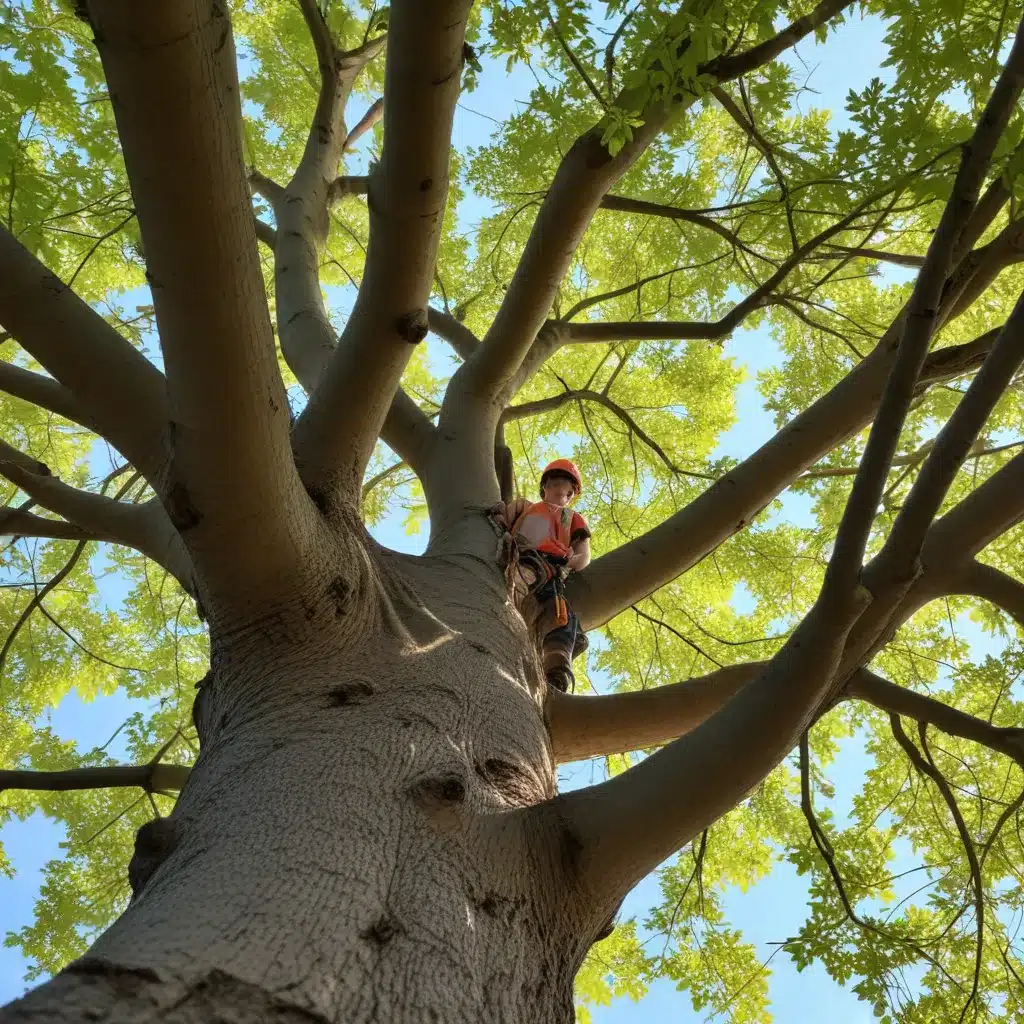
[2,0,1024,1021]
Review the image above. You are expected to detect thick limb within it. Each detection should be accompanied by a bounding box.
[0,359,96,430]
[547,663,760,762]
[0,763,191,796]
[428,307,480,362]
[0,440,192,585]
[565,332,994,630]
[0,226,167,481]
[0,510,111,543]
[866,283,1024,587]
[264,9,386,395]
[548,662,1024,766]
[951,560,1024,629]
[922,449,1024,564]
[89,0,315,607]
[292,0,472,504]
[556,588,869,899]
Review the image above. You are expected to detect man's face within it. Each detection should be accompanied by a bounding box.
[542,475,575,507]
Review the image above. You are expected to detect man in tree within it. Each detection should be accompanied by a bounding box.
[500,458,591,692]
[0,1,1023,1022]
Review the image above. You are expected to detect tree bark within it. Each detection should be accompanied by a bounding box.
[2,552,601,1024]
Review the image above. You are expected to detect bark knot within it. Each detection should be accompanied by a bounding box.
[409,773,466,807]
[395,308,429,344]
[361,913,403,946]
[327,679,374,707]
[165,481,202,532]
[475,758,541,806]
[128,816,181,899]
[328,575,352,617]
[307,484,331,515]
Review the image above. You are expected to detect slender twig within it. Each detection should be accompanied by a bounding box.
[890,716,985,1021]
[799,731,959,987]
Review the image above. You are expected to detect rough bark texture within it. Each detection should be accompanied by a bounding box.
[3,546,606,1024]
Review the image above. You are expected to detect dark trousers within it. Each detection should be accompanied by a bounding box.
[531,558,586,691]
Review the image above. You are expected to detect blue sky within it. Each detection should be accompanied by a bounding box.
[0,8,1001,1021]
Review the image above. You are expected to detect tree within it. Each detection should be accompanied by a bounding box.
[1,0,1023,1019]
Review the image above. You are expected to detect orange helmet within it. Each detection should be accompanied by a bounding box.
[540,458,582,497]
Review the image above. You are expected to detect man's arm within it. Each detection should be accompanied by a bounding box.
[568,535,591,572]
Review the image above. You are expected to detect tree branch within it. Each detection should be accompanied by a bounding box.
[922,449,1024,566]
[0,441,192,584]
[502,387,707,479]
[251,24,439,487]
[0,509,108,543]
[262,12,385,398]
[327,174,371,205]
[555,586,869,899]
[428,306,480,361]
[548,654,1024,769]
[951,139,1022,261]
[0,469,142,681]
[598,193,766,263]
[562,258,728,323]
[248,169,286,208]
[941,214,1024,323]
[292,0,472,503]
[538,165,942,357]
[254,217,278,249]
[810,244,926,268]
[711,82,800,248]
[834,17,1024,595]
[0,359,95,428]
[800,438,1022,479]
[846,669,1024,764]
[0,763,191,796]
[252,124,437,479]
[565,329,996,630]
[0,226,167,481]
[294,1,386,182]
[548,664,760,763]
[705,0,856,82]
[380,389,439,477]
[889,717,985,1020]
[345,98,383,152]
[88,0,313,606]
[454,90,682,397]
[867,283,1024,586]
[952,560,1024,630]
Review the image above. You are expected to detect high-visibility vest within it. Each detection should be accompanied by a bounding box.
[510,501,575,559]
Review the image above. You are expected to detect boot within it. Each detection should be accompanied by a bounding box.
[545,666,575,693]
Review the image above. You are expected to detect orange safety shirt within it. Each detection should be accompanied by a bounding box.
[509,500,590,560]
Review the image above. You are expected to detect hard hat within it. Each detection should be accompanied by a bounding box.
[540,458,582,496]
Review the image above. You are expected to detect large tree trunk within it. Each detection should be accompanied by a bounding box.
[3,548,599,1024]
